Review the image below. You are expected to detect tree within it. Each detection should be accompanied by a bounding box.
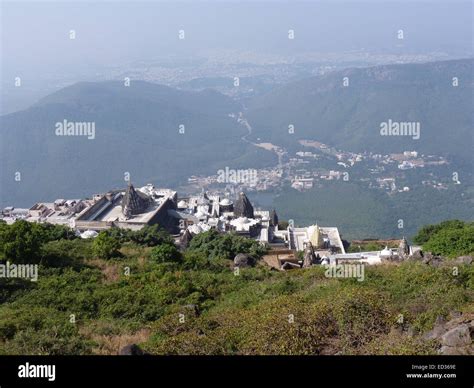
[188,229,266,260]
[0,220,43,263]
[150,243,181,263]
[413,220,474,257]
[131,225,173,246]
[105,225,172,246]
[92,232,121,259]
[413,220,466,245]
[39,223,77,241]
[423,224,474,257]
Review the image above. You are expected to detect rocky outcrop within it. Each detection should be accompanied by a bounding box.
[234,253,256,268]
[410,249,424,260]
[423,312,473,355]
[183,304,200,317]
[281,261,300,270]
[119,344,146,355]
[454,255,473,265]
[179,229,193,250]
[422,253,444,267]
[410,252,473,267]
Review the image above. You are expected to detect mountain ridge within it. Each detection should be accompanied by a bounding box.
[0,81,275,206]
[246,58,474,160]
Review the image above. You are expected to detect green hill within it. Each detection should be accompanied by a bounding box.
[246,58,473,160]
[0,81,276,206]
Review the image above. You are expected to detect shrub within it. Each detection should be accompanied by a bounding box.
[412,220,474,257]
[359,331,437,355]
[150,244,181,264]
[188,229,266,260]
[92,232,121,259]
[413,220,466,245]
[423,224,474,257]
[0,220,44,263]
[0,221,77,264]
[106,225,172,246]
[332,289,391,351]
[41,239,93,268]
[0,306,93,355]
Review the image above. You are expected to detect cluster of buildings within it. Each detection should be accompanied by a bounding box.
[2,182,418,271]
[291,170,347,191]
[289,140,450,193]
[326,237,417,266]
[1,182,341,251]
[181,136,450,196]
[1,183,177,235]
[170,190,276,244]
[263,236,417,271]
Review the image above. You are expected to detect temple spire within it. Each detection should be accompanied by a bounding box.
[234,191,254,218]
[122,182,152,218]
[270,209,279,227]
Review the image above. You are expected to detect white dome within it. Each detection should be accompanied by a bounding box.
[219,198,233,206]
[195,205,209,218]
[238,217,250,224]
[177,200,188,208]
[188,224,202,234]
[230,217,258,231]
[380,246,393,257]
[80,230,98,239]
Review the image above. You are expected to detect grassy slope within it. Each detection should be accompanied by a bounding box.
[0,240,472,355]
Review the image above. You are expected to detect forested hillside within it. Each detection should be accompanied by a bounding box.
[0,81,276,207]
[246,58,473,160]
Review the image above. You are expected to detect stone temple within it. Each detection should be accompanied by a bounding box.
[1,182,350,270]
[233,192,254,218]
[122,183,153,218]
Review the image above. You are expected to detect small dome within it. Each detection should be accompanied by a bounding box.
[219,198,233,206]
[239,217,250,224]
[177,200,188,208]
[380,246,393,257]
[188,224,202,234]
[80,230,98,239]
[195,211,205,218]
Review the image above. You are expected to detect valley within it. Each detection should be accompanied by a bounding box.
[1,59,473,240]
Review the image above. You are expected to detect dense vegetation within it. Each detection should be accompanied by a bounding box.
[413,220,474,257]
[0,220,472,355]
[271,182,474,239]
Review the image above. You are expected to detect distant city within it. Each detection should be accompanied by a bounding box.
[180,112,452,196]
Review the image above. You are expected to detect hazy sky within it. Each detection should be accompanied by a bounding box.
[1,1,472,78]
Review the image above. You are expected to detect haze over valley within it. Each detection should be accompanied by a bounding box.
[1,0,473,239]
